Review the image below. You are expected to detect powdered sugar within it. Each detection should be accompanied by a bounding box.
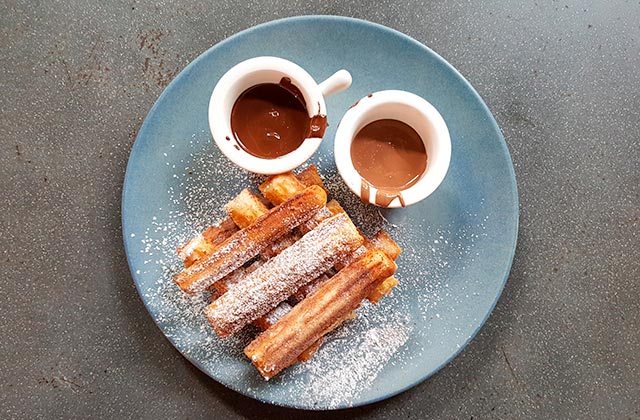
[131,134,490,408]
[206,213,363,336]
[177,186,325,293]
[301,326,410,406]
[263,302,292,326]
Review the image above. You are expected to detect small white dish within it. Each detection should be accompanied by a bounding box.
[334,90,451,208]
[209,56,352,175]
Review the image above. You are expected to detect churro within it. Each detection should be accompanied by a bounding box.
[225,188,270,229]
[296,165,326,192]
[174,185,327,294]
[245,249,397,379]
[371,229,402,260]
[220,178,332,357]
[289,273,332,303]
[173,164,405,378]
[205,213,364,337]
[259,172,306,206]
[252,302,293,330]
[260,172,402,304]
[177,217,238,267]
[179,167,324,267]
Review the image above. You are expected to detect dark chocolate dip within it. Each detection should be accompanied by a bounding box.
[230,78,327,159]
[350,119,427,207]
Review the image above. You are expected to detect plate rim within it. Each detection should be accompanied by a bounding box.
[121,14,519,410]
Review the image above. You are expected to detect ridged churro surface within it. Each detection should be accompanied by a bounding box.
[205,213,363,336]
[245,249,397,379]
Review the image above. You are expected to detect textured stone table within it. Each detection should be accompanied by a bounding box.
[1,1,638,418]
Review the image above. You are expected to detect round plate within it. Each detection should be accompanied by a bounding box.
[122,16,518,410]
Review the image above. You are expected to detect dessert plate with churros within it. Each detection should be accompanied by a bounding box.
[122,16,518,409]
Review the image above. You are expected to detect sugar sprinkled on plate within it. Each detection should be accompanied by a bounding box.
[133,134,488,407]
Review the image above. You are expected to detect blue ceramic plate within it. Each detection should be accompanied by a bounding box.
[122,16,518,410]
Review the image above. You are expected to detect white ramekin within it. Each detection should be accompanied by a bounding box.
[209,56,352,175]
[334,90,451,208]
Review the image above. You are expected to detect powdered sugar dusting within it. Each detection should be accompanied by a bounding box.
[131,134,490,408]
[206,213,363,336]
[300,323,410,407]
[263,302,292,326]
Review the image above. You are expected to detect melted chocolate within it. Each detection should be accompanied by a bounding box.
[361,179,371,203]
[350,94,373,110]
[230,78,327,159]
[351,119,427,207]
[309,114,327,138]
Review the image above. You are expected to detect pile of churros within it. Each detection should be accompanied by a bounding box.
[173,165,401,379]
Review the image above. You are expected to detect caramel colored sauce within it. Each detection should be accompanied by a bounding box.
[351,119,427,207]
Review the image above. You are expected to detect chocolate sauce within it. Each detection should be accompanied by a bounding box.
[350,119,427,207]
[361,180,371,203]
[230,78,327,159]
[350,93,373,110]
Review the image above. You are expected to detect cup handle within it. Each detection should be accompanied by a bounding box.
[318,70,352,98]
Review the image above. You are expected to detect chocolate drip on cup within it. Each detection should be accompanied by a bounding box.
[351,119,427,208]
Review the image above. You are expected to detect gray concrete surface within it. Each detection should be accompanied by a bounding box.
[1,1,638,418]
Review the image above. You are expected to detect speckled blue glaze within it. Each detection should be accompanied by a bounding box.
[122,16,518,409]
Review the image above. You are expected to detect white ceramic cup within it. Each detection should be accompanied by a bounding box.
[334,90,451,208]
[209,56,352,175]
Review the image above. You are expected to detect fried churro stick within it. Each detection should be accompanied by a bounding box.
[181,190,267,268]
[226,189,291,257]
[297,338,324,362]
[177,218,239,267]
[295,309,357,362]
[226,181,331,254]
[205,213,364,337]
[335,228,401,289]
[259,172,304,204]
[259,173,306,206]
[225,188,270,229]
[368,275,400,303]
[261,233,300,260]
[221,181,328,354]
[222,187,309,329]
[326,199,345,215]
[260,173,402,303]
[299,227,401,304]
[296,206,333,235]
[210,279,306,358]
[293,232,401,304]
[366,230,402,301]
[289,273,332,303]
[225,189,267,229]
[295,199,342,236]
[259,173,335,234]
[225,188,303,258]
[245,249,397,379]
[371,230,402,260]
[208,260,289,332]
[174,185,327,294]
[296,165,326,191]
[208,266,248,297]
[223,173,334,304]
